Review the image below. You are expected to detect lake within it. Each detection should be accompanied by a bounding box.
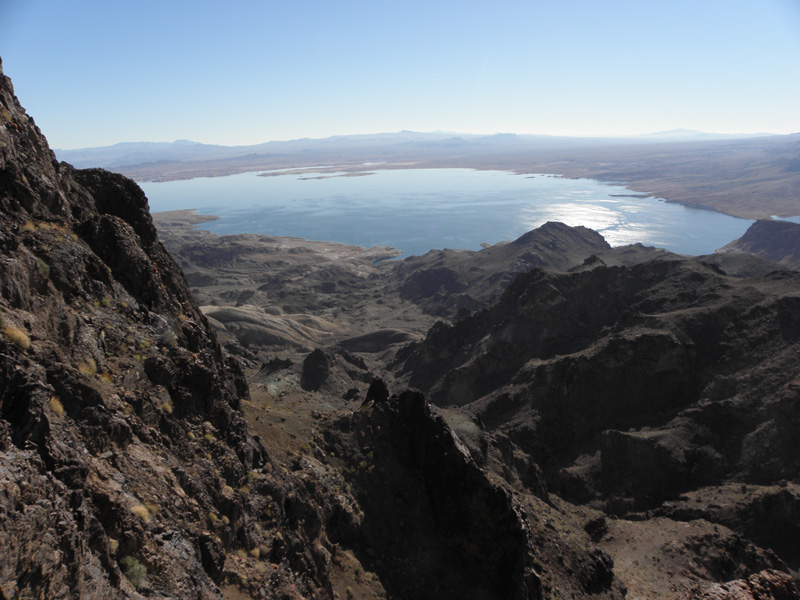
[141,168,752,258]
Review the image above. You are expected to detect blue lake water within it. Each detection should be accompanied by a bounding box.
[141,168,752,258]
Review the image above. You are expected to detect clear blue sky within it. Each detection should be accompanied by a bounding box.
[2,0,799,149]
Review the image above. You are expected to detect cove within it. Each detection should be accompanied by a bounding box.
[141,168,752,258]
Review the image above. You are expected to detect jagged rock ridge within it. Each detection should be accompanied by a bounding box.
[392,255,800,567]
[0,57,337,599]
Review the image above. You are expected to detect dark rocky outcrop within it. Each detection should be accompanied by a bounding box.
[301,348,331,390]
[325,387,622,600]
[0,58,334,599]
[392,255,800,568]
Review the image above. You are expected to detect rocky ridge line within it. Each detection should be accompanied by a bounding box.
[0,57,340,599]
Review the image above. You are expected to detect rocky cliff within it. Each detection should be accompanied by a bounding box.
[720,220,800,271]
[0,58,341,599]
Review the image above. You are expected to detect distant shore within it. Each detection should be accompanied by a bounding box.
[127,135,800,221]
[150,209,219,226]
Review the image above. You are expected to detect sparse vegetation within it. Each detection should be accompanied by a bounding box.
[35,257,50,278]
[158,329,177,348]
[2,324,30,349]
[119,556,147,589]
[130,504,150,522]
[48,396,64,417]
[78,359,97,377]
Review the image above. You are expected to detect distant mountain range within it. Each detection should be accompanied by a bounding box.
[52,128,800,222]
[54,129,778,170]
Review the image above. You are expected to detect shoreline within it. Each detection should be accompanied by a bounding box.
[141,163,785,221]
[121,134,800,221]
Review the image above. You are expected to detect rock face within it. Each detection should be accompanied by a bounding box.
[720,220,800,270]
[392,256,800,570]
[0,58,333,599]
[323,385,623,600]
[682,570,799,600]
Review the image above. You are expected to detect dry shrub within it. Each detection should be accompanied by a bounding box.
[130,504,150,522]
[3,325,30,349]
[78,359,97,377]
[48,396,64,417]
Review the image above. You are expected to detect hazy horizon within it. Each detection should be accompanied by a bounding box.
[2,0,799,149]
[50,127,790,152]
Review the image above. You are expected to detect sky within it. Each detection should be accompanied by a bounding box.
[1,0,799,149]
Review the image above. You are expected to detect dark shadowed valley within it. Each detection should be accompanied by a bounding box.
[3,56,800,600]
